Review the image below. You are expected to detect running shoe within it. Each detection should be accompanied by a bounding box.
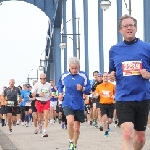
[90,121,92,125]
[92,120,97,126]
[68,142,74,150]
[62,123,65,129]
[64,125,67,129]
[26,123,29,127]
[13,122,16,126]
[74,146,77,150]
[41,132,48,137]
[38,125,42,133]
[9,129,12,135]
[114,121,118,127]
[1,119,5,127]
[104,131,109,137]
[34,129,38,134]
[99,126,103,131]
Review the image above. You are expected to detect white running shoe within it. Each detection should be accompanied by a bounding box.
[9,129,12,135]
[34,129,38,134]
[38,125,42,133]
[26,123,29,127]
[50,120,54,125]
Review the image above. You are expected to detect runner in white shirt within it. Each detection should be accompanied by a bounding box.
[32,73,51,137]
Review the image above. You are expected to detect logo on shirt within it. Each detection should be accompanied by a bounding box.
[102,90,111,97]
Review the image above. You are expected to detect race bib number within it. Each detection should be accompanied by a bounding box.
[122,61,142,76]
[7,101,14,107]
[25,101,31,106]
[41,88,48,93]
[52,92,55,96]
[102,90,111,97]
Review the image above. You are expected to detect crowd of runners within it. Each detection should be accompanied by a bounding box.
[0,14,150,150]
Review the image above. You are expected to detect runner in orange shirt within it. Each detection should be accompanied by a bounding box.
[95,72,115,137]
[0,86,7,126]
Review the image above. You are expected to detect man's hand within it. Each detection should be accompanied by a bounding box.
[39,92,44,97]
[94,93,99,98]
[76,84,83,91]
[140,69,150,79]
[109,71,116,82]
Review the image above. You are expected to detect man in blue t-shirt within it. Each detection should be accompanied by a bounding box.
[21,84,31,127]
[109,14,150,150]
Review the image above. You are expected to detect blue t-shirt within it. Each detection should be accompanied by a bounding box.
[57,71,91,110]
[21,90,31,106]
[109,39,150,101]
[50,86,57,101]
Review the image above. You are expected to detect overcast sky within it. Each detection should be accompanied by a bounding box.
[0,0,143,89]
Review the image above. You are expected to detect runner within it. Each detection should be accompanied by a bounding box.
[91,72,103,129]
[32,73,51,137]
[90,71,99,126]
[21,84,32,127]
[109,14,150,149]
[4,79,21,134]
[29,80,38,134]
[95,72,115,137]
[58,57,91,150]
[0,86,7,126]
[49,79,58,125]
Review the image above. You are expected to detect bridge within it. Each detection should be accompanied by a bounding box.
[0,0,150,84]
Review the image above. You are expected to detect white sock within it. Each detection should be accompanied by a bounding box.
[43,129,46,133]
[69,139,73,143]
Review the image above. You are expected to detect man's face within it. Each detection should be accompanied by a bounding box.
[119,18,137,41]
[103,73,109,83]
[50,80,54,86]
[93,73,98,80]
[97,75,103,82]
[40,74,46,84]
[9,79,15,87]
[69,63,79,75]
[25,86,30,90]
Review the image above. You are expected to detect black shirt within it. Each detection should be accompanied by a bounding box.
[91,81,103,92]
[4,87,21,106]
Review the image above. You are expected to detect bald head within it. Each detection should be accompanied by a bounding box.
[9,79,15,88]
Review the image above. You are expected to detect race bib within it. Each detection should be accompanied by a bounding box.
[52,92,55,96]
[102,90,111,97]
[25,101,31,106]
[7,101,14,107]
[41,88,48,93]
[122,61,142,76]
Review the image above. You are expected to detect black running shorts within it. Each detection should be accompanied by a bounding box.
[116,100,149,131]
[100,104,114,118]
[63,106,85,123]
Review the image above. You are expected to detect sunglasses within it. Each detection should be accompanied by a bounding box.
[40,78,46,80]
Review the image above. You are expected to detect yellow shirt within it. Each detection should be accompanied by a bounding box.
[95,82,115,104]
